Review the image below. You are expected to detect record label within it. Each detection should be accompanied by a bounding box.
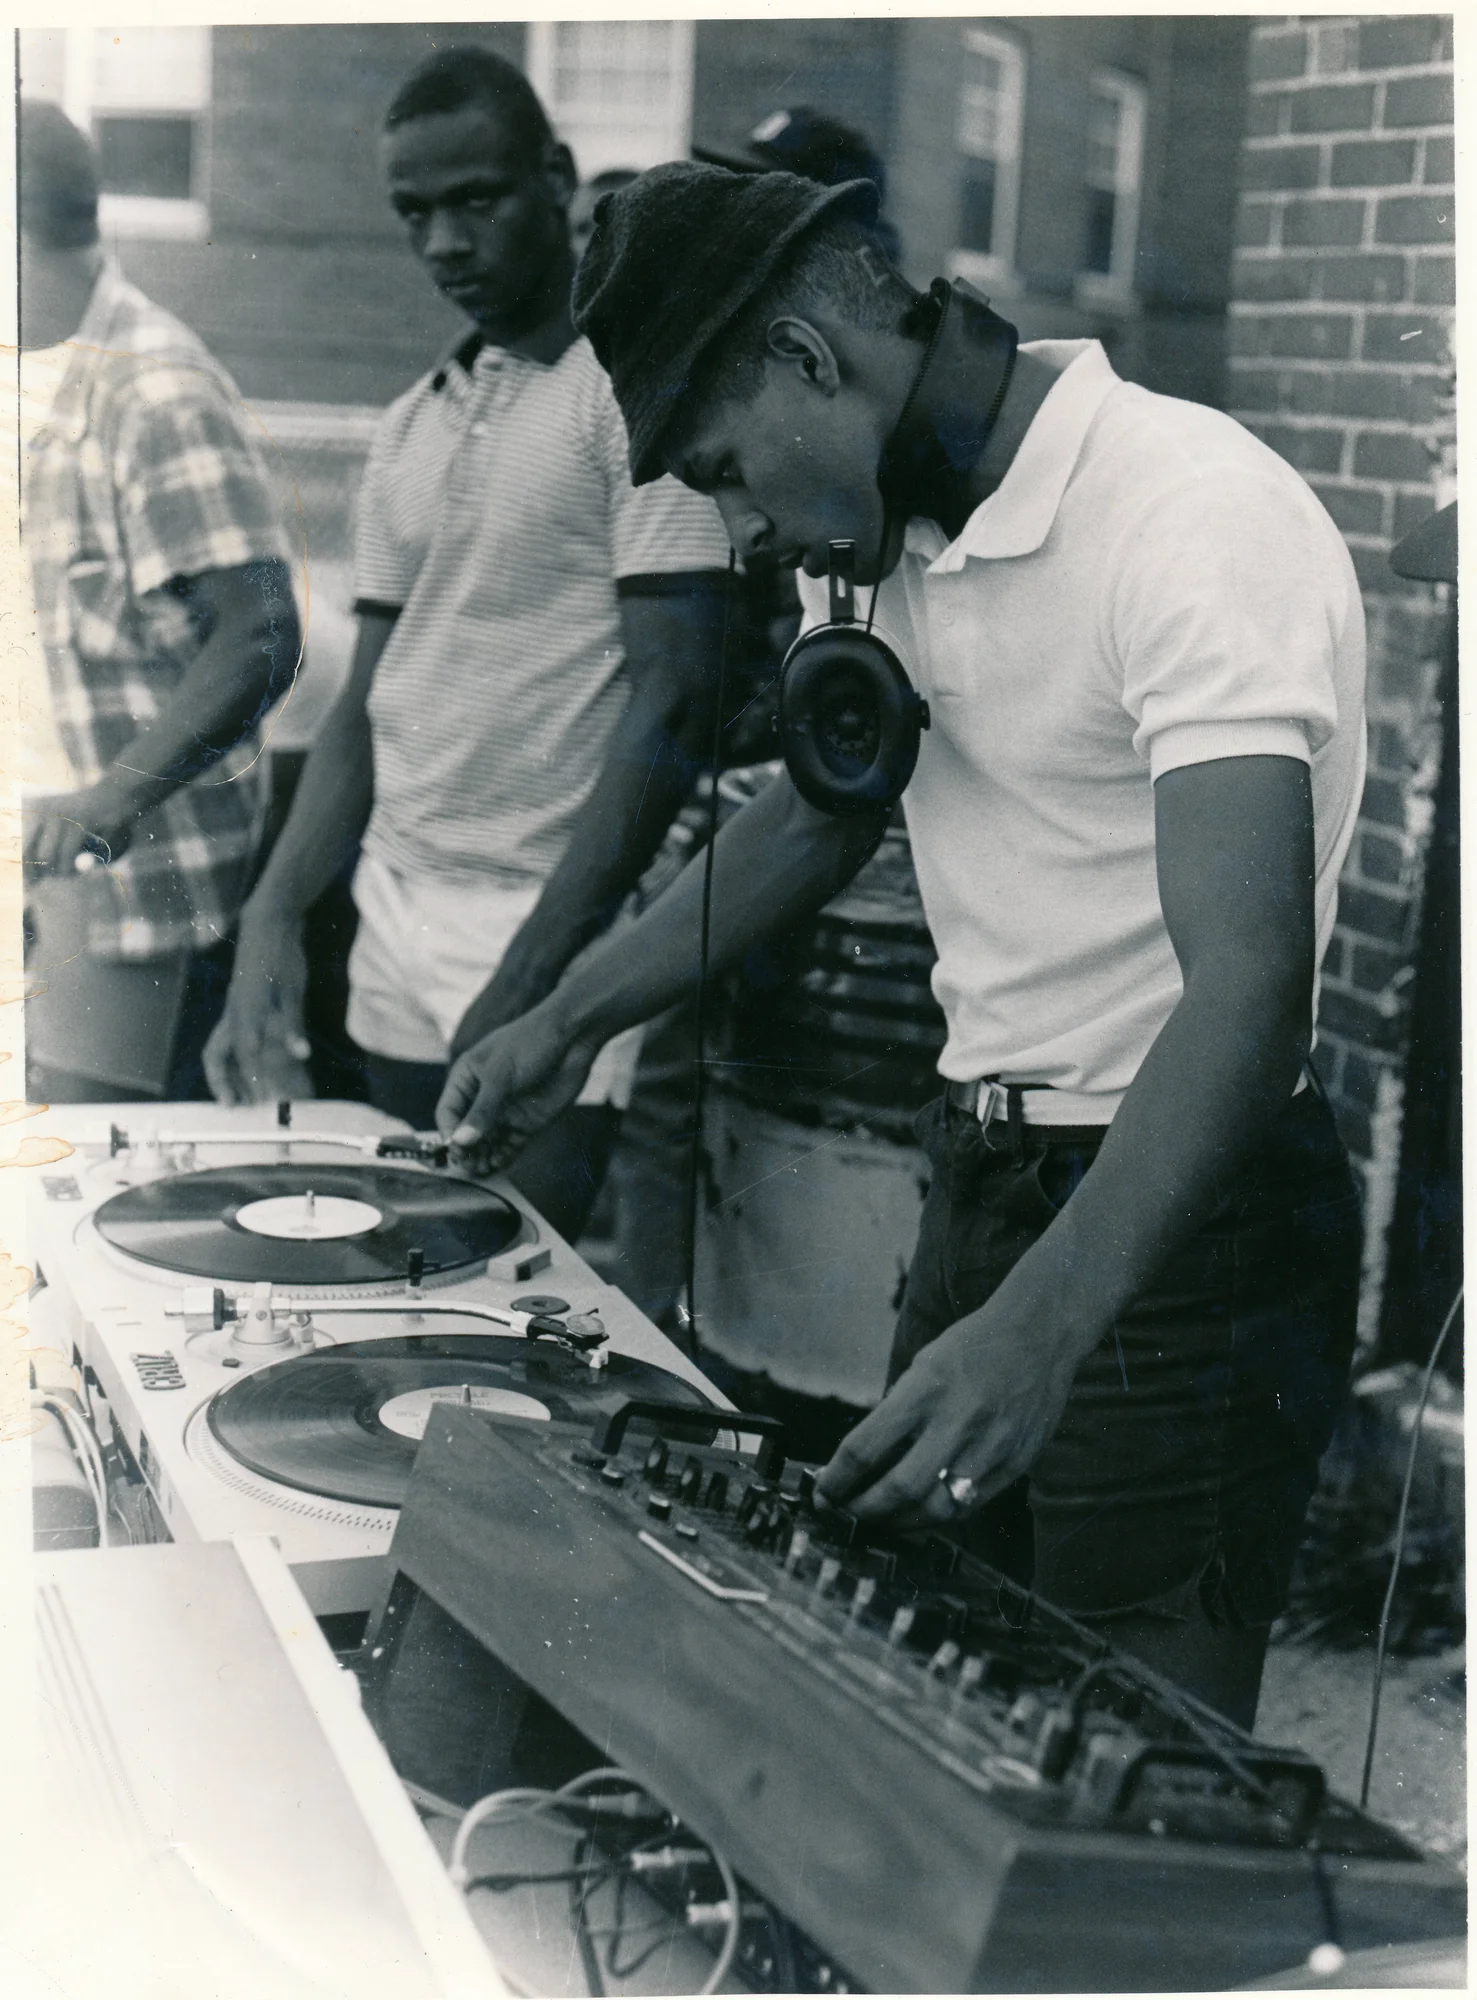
[94,1163,521,1288]
[206,1334,713,1507]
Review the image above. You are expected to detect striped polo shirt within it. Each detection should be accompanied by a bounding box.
[354,332,729,888]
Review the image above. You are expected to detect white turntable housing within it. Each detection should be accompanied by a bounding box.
[28,1100,722,1614]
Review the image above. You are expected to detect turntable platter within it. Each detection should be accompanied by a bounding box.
[93,1164,520,1287]
[206,1335,712,1506]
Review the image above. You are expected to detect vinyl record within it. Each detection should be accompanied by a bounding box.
[93,1163,520,1288]
[207,1334,713,1506]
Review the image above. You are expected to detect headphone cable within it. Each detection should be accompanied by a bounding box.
[682,550,737,1352]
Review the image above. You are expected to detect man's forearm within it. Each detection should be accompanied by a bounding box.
[104,560,300,819]
[546,771,886,1049]
[242,611,393,925]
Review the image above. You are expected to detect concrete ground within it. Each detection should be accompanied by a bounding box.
[1257,1637,1467,1866]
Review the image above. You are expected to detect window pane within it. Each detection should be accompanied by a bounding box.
[959,160,999,254]
[1082,186,1116,275]
[95,115,194,199]
[89,27,210,112]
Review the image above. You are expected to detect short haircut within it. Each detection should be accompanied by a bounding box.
[384,45,554,165]
[19,99,100,250]
[690,216,914,416]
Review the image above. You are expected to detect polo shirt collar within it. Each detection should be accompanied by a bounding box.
[912,338,1120,572]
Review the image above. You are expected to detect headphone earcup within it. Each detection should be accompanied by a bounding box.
[778,624,927,817]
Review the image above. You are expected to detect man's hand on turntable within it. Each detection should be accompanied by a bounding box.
[436,1001,601,1173]
[203,906,314,1105]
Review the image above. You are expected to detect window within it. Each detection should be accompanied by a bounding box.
[950,29,1025,289]
[1079,71,1146,300]
[525,22,695,178]
[20,26,212,240]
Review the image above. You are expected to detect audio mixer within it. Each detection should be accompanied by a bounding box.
[372,1399,1466,1993]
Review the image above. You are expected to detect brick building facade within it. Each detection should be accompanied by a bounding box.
[1226,14,1455,1331]
[19,19,1249,411]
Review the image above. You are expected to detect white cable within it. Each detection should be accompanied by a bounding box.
[40,1397,110,1548]
[696,1840,741,1997]
[448,1766,635,1887]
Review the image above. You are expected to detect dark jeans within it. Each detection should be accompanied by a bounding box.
[361,1051,621,1246]
[895,1086,1362,1638]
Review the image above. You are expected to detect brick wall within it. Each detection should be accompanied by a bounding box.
[1226,17,1454,1263]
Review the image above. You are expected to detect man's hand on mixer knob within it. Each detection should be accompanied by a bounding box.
[436,1000,601,1174]
[204,906,314,1105]
[815,1249,1099,1531]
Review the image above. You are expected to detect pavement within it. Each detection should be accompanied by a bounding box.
[1258,1637,1467,1866]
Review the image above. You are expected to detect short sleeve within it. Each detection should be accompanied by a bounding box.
[352,412,417,608]
[1108,467,1351,782]
[114,361,289,598]
[592,362,731,579]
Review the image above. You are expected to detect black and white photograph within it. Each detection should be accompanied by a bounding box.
[6,10,1464,1995]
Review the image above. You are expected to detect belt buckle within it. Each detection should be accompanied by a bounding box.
[977,1081,1008,1128]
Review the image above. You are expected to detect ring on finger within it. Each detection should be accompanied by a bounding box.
[938,1468,977,1510]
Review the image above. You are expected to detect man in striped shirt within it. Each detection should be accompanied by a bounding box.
[205,48,729,1238]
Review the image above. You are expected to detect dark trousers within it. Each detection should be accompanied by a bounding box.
[361,1051,621,1247]
[895,1087,1361,1719]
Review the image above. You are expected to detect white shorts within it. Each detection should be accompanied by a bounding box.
[345,848,643,1109]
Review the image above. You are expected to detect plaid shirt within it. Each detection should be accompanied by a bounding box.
[22,266,290,959]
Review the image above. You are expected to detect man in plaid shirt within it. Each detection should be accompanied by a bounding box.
[20,103,300,1101]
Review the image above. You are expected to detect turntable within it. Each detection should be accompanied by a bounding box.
[27,1100,723,1613]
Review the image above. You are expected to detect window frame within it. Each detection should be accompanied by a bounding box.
[1076,67,1147,307]
[948,27,1027,294]
[61,26,212,242]
[524,20,695,178]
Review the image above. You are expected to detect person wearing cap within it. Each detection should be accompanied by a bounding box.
[695,104,902,263]
[203,50,729,1239]
[19,101,300,1103]
[436,164,1367,1725]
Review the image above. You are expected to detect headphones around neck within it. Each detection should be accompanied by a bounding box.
[778,540,928,817]
[776,281,1017,818]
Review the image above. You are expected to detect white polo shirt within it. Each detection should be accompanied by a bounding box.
[798,340,1366,1122]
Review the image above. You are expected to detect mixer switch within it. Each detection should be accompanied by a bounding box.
[646,1494,673,1522]
[886,1606,916,1649]
[816,1557,843,1597]
[794,1467,817,1509]
[677,1455,704,1502]
[600,1466,627,1488]
[784,1526,811,1574]
[847,1576,877,1624]
[927,1640,962,1678]
[642,1438,669,1483]
[703,1471,729,1512]
[857,1547,898,1585]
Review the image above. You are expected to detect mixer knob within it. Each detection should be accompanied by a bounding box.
[846,1576,877,1624]
[703,1471,728,1512]
[783,1526,810,1574]
[795,1468,817,1509]
[646,1494,673,1522]
[735,1480,772,1527]
[642,1438,669,1483]
[886,1606,916,1649]
[816,1556,843,1597]
[677,1455,704,1503]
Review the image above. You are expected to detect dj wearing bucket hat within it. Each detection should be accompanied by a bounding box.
[439,163,1368,1730]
